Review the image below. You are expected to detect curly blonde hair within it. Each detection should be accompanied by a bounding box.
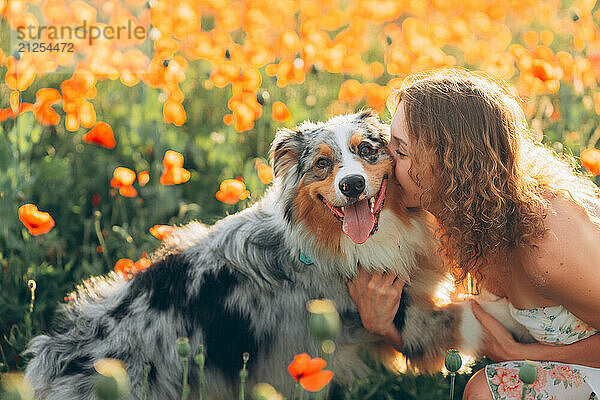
[387,68,600,285]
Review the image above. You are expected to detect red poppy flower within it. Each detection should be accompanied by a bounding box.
[287,353,333,392]
[18,204,55,236]
[149,225,175,239]
[114,255,151,279]
[114,259,135,279]
[83,122,116,149]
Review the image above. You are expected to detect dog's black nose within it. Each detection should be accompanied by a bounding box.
[339,175,366,198]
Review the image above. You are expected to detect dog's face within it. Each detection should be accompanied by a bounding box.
[270,110,404,248]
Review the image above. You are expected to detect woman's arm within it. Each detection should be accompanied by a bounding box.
[346,265,405,351]
[522,334,600,368]
[472,300,600,367]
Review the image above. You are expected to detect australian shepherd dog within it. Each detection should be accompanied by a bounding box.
[25,110,532,399]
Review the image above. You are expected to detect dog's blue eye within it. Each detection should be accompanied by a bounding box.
[359,142,375,157]
[315,158,330,168]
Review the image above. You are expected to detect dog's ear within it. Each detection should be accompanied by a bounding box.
[269,128,304,179]
[356,108,389,142]
[356,108,379,124]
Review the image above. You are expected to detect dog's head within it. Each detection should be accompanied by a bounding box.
[270,109,405,248]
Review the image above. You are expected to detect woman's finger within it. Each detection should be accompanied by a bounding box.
[392,278,405,292]
[471,300,509,334]
[382,271,397,285]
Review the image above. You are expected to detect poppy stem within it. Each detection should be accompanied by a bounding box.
[194,345,206,400]
[521,385,528,400]
[181,356,190,400]
[292,381,302,400]
[239,352,249,400]
[449,372,455,400]
[142,364,150,400]
[93,211,111,269]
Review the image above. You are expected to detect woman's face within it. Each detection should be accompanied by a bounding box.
[388,101,422,208]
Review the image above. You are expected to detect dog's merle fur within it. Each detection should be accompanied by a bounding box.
[25,110,532,399]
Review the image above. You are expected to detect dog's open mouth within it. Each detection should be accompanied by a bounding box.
[318,175,388,244]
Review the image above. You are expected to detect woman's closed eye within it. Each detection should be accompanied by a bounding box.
[395,149,408,158]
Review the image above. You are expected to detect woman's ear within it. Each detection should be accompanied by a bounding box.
[269,128,304,179]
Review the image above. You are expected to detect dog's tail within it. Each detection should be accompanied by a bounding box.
[24,334,58,397]
[24,322,108,400]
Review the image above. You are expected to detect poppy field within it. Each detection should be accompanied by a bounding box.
[1,0,600,397]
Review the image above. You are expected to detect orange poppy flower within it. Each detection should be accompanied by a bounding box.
[83,122,116,149]
[272,101,291,122]
[78,101,96,128]
[163,100,186,126]
[160,167,190,185]
[160,151,190,185]
[255,162,273,185]
[216,179,250,204]
[162,150,184,168]
[114,259,134,278]
[338,79,364,104]
[287,353,333,392]
[531,59,557,82]
[580,148,600,176]
[10,91,20,114]
[18,204,55,236]
[115,255,152,279]
[111,167,136,188]
[149,225,175,239]
[118,185,138,198]
[138,171,150,186]
[133,256,152,272]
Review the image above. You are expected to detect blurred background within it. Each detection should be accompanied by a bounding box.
[1,0,600,397]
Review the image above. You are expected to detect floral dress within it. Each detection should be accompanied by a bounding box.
[485,304,600,400]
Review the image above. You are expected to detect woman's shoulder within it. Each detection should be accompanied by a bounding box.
[521,192,600,285]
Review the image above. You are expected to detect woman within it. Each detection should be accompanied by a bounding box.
[347,69,600,399]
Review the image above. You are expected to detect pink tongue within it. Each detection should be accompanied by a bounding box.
[342,198,375,244]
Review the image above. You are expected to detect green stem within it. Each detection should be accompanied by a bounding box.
[195,345,206,400]
[449,373,456,400]
[292,381,302,400]
[182,357,189,400]
[94,211,111,269]
[239,376,246,400]
[521,384,528,400]
[142,364,150,400]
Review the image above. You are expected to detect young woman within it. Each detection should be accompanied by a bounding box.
[347,69,600,399]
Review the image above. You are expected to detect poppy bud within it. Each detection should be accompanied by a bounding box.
[94,375,119,400]
[519,361,538,385]
[93,359,130,400]
[176,337,191,358]
[444,349,462,373]
[252,383,284,400]
[307,299,341,341]
[194,345,205,367]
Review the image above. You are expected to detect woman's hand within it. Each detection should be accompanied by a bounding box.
[471,299,526,362]
[347,265,405,345]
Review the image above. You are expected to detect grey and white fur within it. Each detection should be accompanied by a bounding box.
[24,110,533,399]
